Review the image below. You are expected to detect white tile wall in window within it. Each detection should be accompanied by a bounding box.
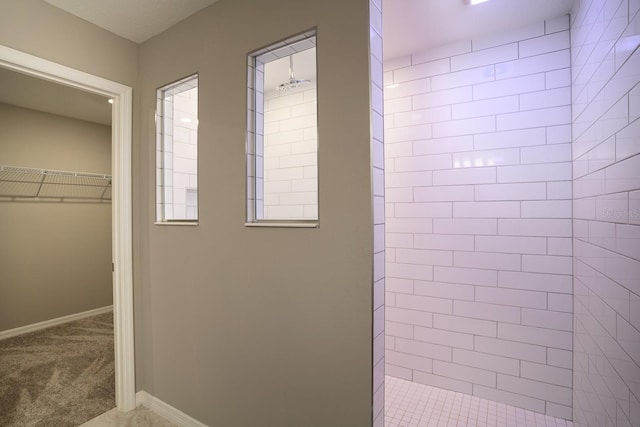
[384,16,574,420]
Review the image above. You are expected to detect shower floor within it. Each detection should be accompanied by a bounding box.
[385,376,576,427]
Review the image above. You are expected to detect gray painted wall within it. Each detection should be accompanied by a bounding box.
[0,103,112,331]
[0,1,378,424]
[136,0,375,424]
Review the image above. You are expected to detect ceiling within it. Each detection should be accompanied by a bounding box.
[383,0,576,59]
[0,67,112,125]
[42,0,576,60]
[43,0,220,44]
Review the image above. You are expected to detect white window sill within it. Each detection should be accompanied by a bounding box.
[245,222,318,228]
[154,221,198,226]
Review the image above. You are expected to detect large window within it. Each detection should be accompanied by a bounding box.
[156,74,198,222]
[247,30,318,226]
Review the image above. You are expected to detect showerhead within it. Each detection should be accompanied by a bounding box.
[275,55,310,92]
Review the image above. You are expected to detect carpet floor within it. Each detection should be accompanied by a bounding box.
[0,312,115,426]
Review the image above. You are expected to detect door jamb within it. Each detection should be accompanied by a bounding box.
[0,45,136,411]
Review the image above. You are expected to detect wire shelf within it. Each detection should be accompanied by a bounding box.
[0,165,112,201]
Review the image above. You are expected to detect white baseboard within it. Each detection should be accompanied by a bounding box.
[136,391,207,427]
[0,305,113,340]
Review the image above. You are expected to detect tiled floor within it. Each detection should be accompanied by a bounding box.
[385,376,576,427]
[80,407,177,427]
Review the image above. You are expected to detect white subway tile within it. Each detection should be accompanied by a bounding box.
[387,218,433,233]
[474,74,545,100]
[476,236,547,254]
[522,254,572,274]
[547,181,572,200]
[385,188,413,203]
[548,293,573,313]
[498,323,572,350]
[452,43,518,72]
[475,182,547,201]
[394,153,451,172]
[473,23,545,51]
[395,105,451,127]
[433,116,496,138]
[520,143,572,164]
[384,55,411,72]
[548,124,572,144]
[547,238,572,256]
[497,162,572,183]
[474,128,546,150]
[521,200,572,218]
[386,349,432,373]
[434,266,498,286]
[433,360,497,387]
[454,300,521,323]
[386,262,433,281]
[414,234,475,251]
[454,250,521,271]
[497,106,571,131]
[395,202,452,218]
[386,232,413,248]
[520,87,571,110]
[433,167,496,185]
[546,402,572,420]
[434,313,497,337]
[519,31,571,57]
[412,40,473,64]
[432,65,495,91]
[385,123,432,143]
[396,248,453,267]
[453,348,520,376]
[414,185,474,202]
[452,95,519,120]
[453,201,520,218]
[385,320,413,339]
[474,385,546,413]
[522,308,572,332]
[498,374,572,407]
[604,153,640,194]
[386,170,432,188]
[386,306,433,328]
[387,278,413,295]
[414,135,474,155]
[496,50,570,81]
[396,293,453,315]
[433,218,497,235]
[394,58,450,83]
[413,371,473,394]
[452,147,521,168]
[474,336,547,363]
[384,78,431,100]
[414,325,474,350]
[396,338,452,362]
[414,280,475,301]
[498,270,572,293]
[617,316,640,367]
[547,348,572,369]
[413,86,473,110]
[385,96,412,114]
[476,286,547,309]
[546,68,572,89]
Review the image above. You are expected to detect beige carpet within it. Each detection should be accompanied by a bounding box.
[0,312,115,426]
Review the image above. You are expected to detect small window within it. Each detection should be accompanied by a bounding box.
[156,74,198,222]
[247,30,318,226]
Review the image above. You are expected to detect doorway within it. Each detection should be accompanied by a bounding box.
[0,44,135,411]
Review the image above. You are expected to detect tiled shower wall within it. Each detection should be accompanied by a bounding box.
[384,17,574,418]
[570,0,640,426]
[371,0,385,425]
[263,84,318,219]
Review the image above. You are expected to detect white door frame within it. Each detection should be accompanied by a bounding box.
[0,45,136,411]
